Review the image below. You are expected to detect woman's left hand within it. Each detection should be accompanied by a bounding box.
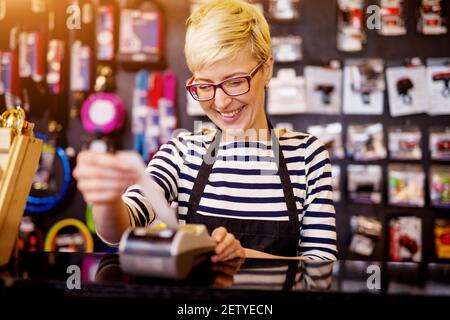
[211,227,245,262]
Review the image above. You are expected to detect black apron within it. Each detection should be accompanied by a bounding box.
[185,122,300,256]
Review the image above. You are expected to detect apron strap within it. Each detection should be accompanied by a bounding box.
[186,120,299,223]
[186,130,221,222]
[268,121,299,222]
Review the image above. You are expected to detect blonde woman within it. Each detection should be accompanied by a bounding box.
[74,0,337,262]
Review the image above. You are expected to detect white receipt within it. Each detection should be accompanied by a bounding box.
[117,151,179,229]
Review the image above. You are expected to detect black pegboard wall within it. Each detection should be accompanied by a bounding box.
[1,0,449,260]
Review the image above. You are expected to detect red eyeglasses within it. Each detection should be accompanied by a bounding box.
[186,60,265,101]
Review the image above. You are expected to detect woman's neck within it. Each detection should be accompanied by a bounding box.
[221,126,271,143]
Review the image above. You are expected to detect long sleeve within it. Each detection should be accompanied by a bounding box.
[299,135,338,261]
[121,136,185,227]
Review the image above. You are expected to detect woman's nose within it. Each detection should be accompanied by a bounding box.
[213,87,232,110]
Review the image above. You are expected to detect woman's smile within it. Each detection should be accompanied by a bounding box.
[217,105,246,124]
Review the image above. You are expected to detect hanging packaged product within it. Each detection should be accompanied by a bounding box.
[349,216,382,256]
[388,125,422,160]
[69,40,92,118]
[388,164,425,207]
[378,0,407,36]
[426,57,450,115]
[132,69,177,159]
[337,0,365,52]
[68,0,95,119]
[18,31,44,82]
[132,70,150,159]
[386,59,428,117]
[96,5,115,61]
[267,68,306,115]
[331,165,341,203]
[304,62,342,115]
[70,40,91,93]
[429,126,450,160]
[430,166,450,208]
[46,39,64,95]
[272,36,302,63]
[389,216,422,262]
[343,59,385,115]
[118,1,164,63]
[158,70,177,145]
[307,123,345,160]
[434,219,450,259]
[268,0,300,21]
[346,123,387,161]
[0,51,20,109]
[417,0,447,35]
[17,216,43,252]
[26,131,72,213]
[145,72,162,160]
[348,164,383,204]
[44,218,94,252]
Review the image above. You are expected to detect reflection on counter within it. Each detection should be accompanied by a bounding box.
[1,252,450,299]
[94,254,334,291]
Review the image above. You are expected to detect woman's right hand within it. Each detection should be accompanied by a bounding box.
[73,150,139,206]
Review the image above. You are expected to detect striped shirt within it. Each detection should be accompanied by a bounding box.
[121,128,337,261]
[233,260,334,291]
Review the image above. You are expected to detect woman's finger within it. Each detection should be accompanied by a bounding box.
[215,240,240,261]
[211,227,227,243]
[215,232,235,255]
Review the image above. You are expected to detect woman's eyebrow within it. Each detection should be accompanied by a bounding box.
[195,71,248,83]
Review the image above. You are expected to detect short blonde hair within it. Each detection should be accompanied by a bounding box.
[185,0,271,73]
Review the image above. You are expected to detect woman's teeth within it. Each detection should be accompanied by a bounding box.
[220,106,244,117]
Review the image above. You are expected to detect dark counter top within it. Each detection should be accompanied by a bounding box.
[1,252,450,315]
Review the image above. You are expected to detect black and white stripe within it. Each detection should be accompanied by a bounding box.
[122,128,337,260]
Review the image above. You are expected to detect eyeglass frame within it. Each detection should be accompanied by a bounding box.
[185,60,267,102]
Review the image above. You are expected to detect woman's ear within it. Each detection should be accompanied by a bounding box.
[263,56,274,88]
